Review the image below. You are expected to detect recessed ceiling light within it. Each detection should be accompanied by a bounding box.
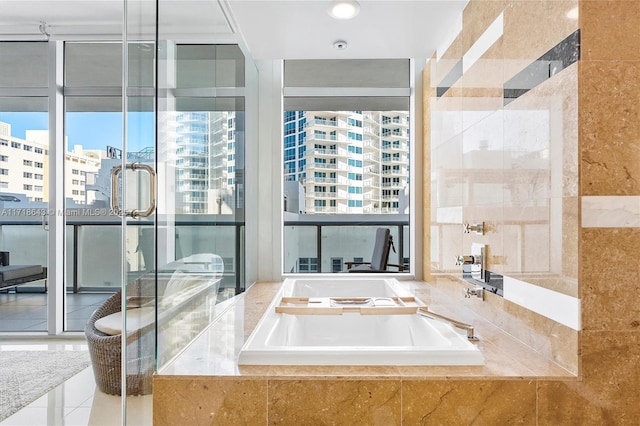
[329,1,360,20]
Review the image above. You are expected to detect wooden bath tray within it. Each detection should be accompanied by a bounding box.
[275,296,423,315]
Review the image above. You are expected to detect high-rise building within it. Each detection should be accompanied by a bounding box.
[0,122,101,205]
[283,111,410,214]
[173,111,237,214]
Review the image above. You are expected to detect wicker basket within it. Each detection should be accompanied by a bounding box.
[84,291,155,396]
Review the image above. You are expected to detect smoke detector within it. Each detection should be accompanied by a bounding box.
[333,40,348,50]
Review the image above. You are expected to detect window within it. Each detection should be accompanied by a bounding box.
[11,142,21,149]
[331,258,343,273]
[284,148,295,161]
[34,185,43,192]
[0,169,8,175]
[72,179,80,185]
[23,184,33,190]
[0,155,7,161]
[284,122,295,135]
[72,169,79,175]
[347,131,362,141]
[284,111,296,122]
[298,258,318,273]
[284,162,295,174]
[23,145,33,151]
[0,139,7,146]
[284,135,296,149]
[282,59,411,274]
[0,181,8,189]
[35,147,43,154]
[403,257,410,270]
[34,174,43,180]
[23,160,32,166]
[23,172,33,178]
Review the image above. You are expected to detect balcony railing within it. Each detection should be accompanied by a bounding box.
[0,214,245,296]
[310,192,337,198]
[284,216,409,273]
[305,118,339,128]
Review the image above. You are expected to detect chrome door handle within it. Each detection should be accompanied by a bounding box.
[110,163,157,218]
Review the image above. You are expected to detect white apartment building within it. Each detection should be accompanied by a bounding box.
[0,122,101,205]
[174,111,237,214]
[284,111,410,214]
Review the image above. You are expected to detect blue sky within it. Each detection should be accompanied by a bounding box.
[0,112,154,153]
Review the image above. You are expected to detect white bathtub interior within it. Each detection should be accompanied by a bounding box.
[238,278,484,366]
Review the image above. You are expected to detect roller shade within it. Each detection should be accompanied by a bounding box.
[285,59,409,88]
[0,42,48,88]
[284,59,409,111]
[284,96,408,111]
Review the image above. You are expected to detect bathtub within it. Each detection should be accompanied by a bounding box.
[238,278,484,366]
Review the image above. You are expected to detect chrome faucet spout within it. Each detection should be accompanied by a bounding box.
[417,307,478,341]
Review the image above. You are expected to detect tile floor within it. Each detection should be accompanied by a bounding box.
[0,292,113,332]
[0,341,152,426]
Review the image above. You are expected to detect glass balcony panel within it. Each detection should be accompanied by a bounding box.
[284,226,318,273]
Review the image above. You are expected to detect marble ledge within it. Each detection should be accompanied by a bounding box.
[582,196,640,228]
[157,280,576,381]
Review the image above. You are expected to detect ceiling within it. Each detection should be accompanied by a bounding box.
[0,0,467,59]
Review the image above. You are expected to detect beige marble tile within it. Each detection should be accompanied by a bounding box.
[562,196,579,282]
[416,279,577,377]
[580,228,640,332]
[266,365,400,378]
[503,0,578,81]
[582,196,640,228]
[153,377,267,426]
[581,1,640,61]
[403,380,537,425]
[580,61,640,196]
[463,0,506,54]
[267,379,401,425]
[538,331,640,424]
[435,30,463,86]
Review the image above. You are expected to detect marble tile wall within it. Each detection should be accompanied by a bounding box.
[428,0,580,372]
[425,0,640,422]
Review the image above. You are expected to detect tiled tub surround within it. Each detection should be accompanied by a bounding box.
[154,280,575,425]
